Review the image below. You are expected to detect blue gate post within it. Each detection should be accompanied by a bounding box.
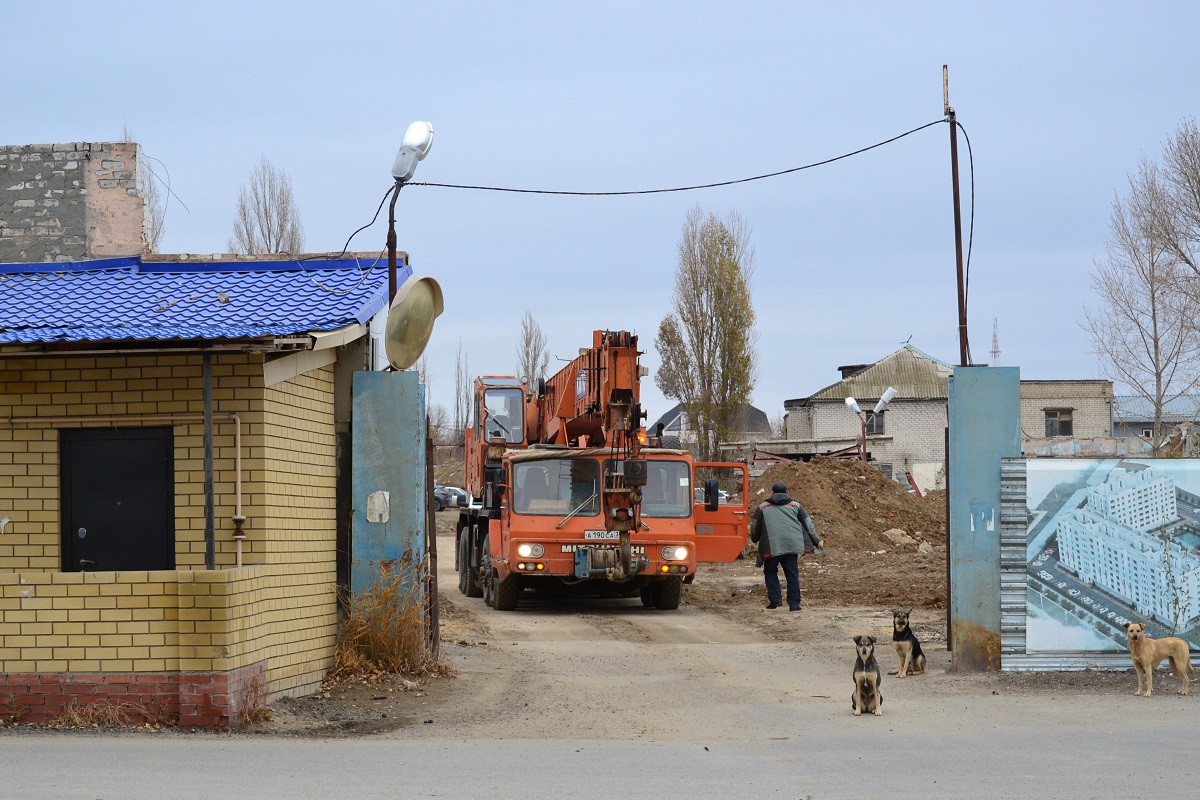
[948,366,1020,671]
[350,370,427,598]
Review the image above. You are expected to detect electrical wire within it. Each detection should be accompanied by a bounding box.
[409,119,947,196]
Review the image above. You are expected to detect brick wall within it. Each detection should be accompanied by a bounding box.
[0,353,341,725]
[1019,380,1112,440]
[0,142,146,262]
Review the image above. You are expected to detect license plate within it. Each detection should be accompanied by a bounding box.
[583,530,620,541]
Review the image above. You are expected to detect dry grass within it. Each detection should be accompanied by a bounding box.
[330,560,449,685]
[50,701,154,729]
[238,674,273,726]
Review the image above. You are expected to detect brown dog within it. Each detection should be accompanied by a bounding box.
[1124,622,1194,697]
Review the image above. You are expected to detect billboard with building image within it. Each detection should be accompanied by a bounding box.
[1024,458,1200,654]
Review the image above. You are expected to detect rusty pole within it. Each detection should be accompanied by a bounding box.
[945,65,969,367]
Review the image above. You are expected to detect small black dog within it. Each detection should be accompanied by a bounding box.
[851,635,883,716]
[891,609,926,678]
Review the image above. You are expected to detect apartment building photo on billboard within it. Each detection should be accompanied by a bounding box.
[1023,459,1200,653]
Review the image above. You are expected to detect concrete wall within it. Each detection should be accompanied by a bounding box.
[1019,380,1112,440]
[1,142,145,262]
[0,352,341,725]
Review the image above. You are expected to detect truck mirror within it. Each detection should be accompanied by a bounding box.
[704,479,720,511]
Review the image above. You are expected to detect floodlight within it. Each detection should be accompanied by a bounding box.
[872,386,898,415]
[845,396,862,415]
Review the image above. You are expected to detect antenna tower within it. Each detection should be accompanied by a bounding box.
[990,317,1001,363]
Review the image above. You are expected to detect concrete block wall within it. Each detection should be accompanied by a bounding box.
[1019,381,1112,440]
[0,142,146,263]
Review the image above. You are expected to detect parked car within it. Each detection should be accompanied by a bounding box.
[443,486,469,507]
[433,485,455,512]
[693,487,731,505]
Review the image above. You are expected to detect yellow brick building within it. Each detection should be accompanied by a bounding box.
[0,254,410,728]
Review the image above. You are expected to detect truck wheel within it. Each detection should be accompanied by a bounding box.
[480,534,496,608]
[493,573,520,611]
[653,576,683,610]
[640,584,655,608]
[458,533,481,597]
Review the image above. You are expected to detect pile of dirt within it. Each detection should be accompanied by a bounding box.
[435,459,464,487]
[731,456,948,609]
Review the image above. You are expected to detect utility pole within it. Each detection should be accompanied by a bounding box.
[944,65,970,367]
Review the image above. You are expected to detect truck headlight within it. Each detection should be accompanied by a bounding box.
[517,543,544,558]
[661,546,688,561]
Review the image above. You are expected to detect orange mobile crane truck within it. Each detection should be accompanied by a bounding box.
[455,330,748,611]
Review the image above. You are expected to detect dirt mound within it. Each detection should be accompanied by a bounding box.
[745,456,947,608]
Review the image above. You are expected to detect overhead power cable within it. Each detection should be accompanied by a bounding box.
[408,119,947,196]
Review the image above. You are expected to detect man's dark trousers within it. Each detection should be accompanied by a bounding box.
[763,553,801,610]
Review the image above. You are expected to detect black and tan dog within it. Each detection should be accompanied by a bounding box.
[1124,622,1195,697]
[891,609,926,678]
[851,635,883,716]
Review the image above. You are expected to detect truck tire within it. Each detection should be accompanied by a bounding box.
[458,533,482,598]
[480,534,496,608]
[640,584,655,608]
[493,573,520,611]
[653,576,683,610]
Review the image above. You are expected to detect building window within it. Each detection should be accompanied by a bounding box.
[866,411,885,435]
[1141,428,1154,438]
[1045,409,1073,437]
[876,463,893,479]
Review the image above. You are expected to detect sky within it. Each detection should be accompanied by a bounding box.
[5,1,1199,425]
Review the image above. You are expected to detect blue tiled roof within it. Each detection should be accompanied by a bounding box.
[0,255,397,344]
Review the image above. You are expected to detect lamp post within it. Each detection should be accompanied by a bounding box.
[388,121,435,302]
[845,387,897,462]
[382,121,445,371]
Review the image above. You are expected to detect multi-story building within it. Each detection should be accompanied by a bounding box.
[1057,468,1200,628]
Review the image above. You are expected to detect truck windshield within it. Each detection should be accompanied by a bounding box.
[514,459,600,516]
[483,388,524,444]
[634,460,692,518]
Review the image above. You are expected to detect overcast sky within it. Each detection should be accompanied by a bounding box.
[5,2,1199,424]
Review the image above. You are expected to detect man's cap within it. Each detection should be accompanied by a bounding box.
[771,482,787,494]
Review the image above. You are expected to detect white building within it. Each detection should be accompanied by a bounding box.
[1057,469,1200,628]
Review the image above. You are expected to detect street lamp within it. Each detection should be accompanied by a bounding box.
[845,387,897,462]
[382,121,444,371]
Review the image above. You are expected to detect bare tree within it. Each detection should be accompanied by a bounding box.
[516,311,550,389]
[1149,117,1200,278]
[768,412,787,440]
[119,126,166,253]
[228,156,305,254]
[654,207,758,461]
[1084,157,1200,453]
[453,339,472,446]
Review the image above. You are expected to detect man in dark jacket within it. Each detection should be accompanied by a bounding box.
[749,481,822,611]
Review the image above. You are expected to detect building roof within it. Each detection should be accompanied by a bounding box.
[648,402,772,435]
[786,345,952,406]
[0,255,393,346]
[1113,395,1200,424]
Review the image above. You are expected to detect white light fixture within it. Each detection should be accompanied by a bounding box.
[391,121,435,182]
[845,396,862,415]
[873,386,897,415]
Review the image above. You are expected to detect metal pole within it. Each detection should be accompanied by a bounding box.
[860,415,868,461]
[387,181,403,302]
[945,65,969,367]
[203,353,215,570]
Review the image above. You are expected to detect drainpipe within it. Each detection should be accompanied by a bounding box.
[203,354,214,570]
[4,412,246,565]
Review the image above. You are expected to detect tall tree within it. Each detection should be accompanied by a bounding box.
[453,339,472,446]
[1083,156,1200,453]
[228,156,305,254]
[1149,117,1200,279]
[515,311,550,389]
[654,207,758,461]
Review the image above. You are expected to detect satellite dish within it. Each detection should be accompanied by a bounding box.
[384,274,444,370]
